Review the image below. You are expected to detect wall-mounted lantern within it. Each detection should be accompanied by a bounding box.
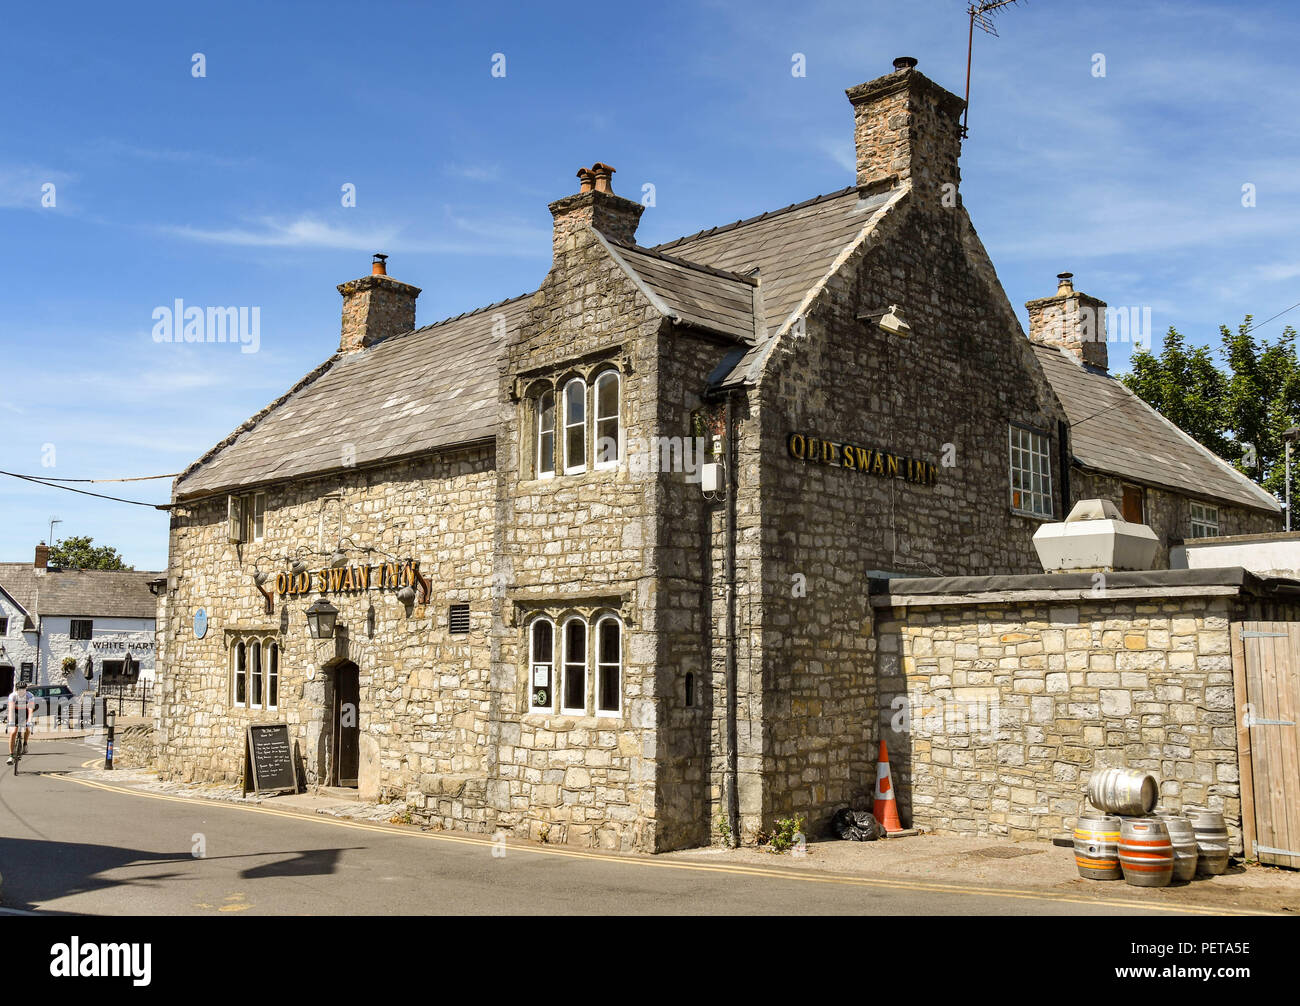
[305,595,339,639]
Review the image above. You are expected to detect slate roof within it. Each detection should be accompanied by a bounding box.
[173,184,904,501]
[174,294,532,499]
[0,564,162,620]
[654,186,902,385]
[600,238,760,343]
[1033,345,1280,514]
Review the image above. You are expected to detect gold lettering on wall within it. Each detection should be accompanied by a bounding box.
[785,430,939,487]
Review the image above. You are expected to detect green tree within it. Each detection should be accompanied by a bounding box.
[47,536,132,570]
[1120,319,1300,500]
[1124,327,1230,457]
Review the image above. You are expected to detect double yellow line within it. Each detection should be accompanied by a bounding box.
[55,768,1275,916]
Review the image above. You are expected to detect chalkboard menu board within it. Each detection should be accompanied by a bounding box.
[245,723,299,794]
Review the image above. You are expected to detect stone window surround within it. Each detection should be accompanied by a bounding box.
[228,632,280,711]
[522,358,625,482]
[1008,422,1055,520]
[522,607,624,720]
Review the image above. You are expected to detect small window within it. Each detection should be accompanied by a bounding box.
[0,617,8,636]
[685,672,695,707]
[1008,426,1053,518]
[250,640,263,708]
[594,371,620,468]
[233,641,247,707]
[449,604,470,634]
[228,492,266,542]
[595,616,622,715]
[70,619,93,641]
[1190,501,1220,539]
[537,390,556,479]
[529,619,554,712]
[267,642,279,710]
[562,618,587,714]
[563,378,587,474]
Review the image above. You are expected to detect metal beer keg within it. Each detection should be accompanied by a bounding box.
[1119,817,1174,888]
[1073,812,1123,880]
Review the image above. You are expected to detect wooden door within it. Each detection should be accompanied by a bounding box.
[1233,622,1300,867]
[332,662,360,787]
[1121,484,1144,524]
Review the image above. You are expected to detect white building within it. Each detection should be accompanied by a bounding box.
[0,544,161,696]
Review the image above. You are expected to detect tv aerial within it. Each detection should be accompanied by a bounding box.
[963,0,1025,138]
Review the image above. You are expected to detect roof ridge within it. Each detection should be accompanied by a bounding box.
[609,240,758,286]
[409,290,534,335]
[653,185,859,251]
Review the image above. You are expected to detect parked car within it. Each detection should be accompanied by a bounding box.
[27,684,78,723]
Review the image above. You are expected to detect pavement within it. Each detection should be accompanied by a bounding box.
[2,739,1295,916]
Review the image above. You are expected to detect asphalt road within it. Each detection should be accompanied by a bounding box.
[0,741,1173,916]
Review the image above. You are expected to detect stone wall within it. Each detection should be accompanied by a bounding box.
[738,185,1071,839]
[154,445,497,807]
[1072,470,1279,568]
[875,592,1289,853]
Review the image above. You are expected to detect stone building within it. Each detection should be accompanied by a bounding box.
[154,58,1283,852]
[0,543,160,695]
[1026,272,1280,564]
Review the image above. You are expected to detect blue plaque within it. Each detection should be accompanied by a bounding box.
[193,608,208,639]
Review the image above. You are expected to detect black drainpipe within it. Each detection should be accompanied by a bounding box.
[1058,419,1072,517]
[723,392,740,847]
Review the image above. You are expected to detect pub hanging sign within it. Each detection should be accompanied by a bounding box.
[787,431,939,487]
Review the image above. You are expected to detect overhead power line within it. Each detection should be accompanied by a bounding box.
[0,470,165,508]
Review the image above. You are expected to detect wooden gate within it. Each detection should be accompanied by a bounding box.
[1232,622,1300,868]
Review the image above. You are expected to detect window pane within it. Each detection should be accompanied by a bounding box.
[597,373,618,418]
[596,418,618,464]
[539,392,554,433]
[567,424,585,469]
[599,620,619,664]
[235,643,246,703]
[251,641,262,706]
[253,494,265,539]
[566,381,584,425]
[566,621,586,663]
[532,621,552,662]
[539,431,555,475]
[599,663,619,712]
[269,644,278,707]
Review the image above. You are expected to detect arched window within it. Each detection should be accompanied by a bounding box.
[529,618,555,712]
[563,378,586,474]
[595,615,622,715]
[536,389,556,478]
[250,640,263,708]
[594,370,620,468]
[267,642,279,710]
[233,641,247,707]
[561,617,587,714]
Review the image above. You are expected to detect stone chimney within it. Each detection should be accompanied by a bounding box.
[34,542,48,569]
[846,57,966,205]
[550,163,645,261]
[1026,272,1109,370]
[337,253,421,353]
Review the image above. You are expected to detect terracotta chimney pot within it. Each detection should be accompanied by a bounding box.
[591,162,615,194]
[577,167,595,194]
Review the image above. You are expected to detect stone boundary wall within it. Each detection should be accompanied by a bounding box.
[876,594,1252,851]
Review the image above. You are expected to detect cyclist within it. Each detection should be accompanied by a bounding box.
[7,681,38,764]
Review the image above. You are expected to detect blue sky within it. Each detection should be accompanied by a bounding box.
[2,0,1297,570]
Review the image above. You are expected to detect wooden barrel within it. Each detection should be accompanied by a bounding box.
[1186,809,1230,876]
[1087,768,1158,816]
[1155,812,1199,882]
[1119,817,1174,888]
[1073,812,1122,880]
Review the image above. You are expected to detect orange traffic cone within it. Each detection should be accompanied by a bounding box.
[872,740,903,834]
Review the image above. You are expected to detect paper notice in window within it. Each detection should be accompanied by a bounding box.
[532,664,550,687]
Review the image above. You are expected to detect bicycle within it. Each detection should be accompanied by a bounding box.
[11,724,31,775]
